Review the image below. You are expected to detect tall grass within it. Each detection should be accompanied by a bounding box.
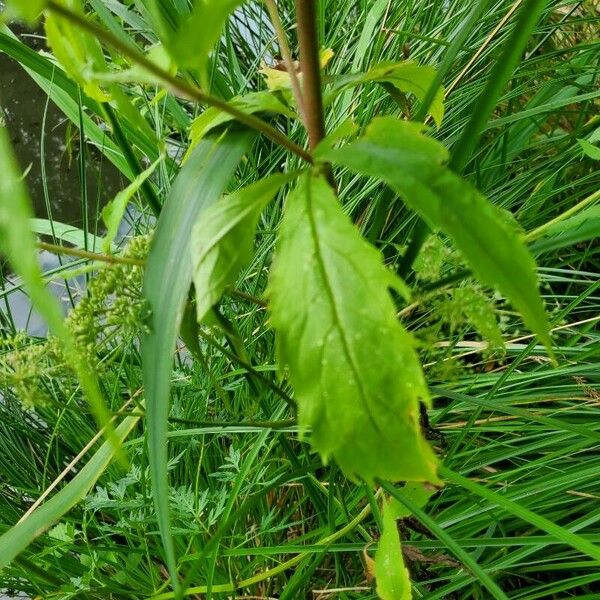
[1,1,599,598]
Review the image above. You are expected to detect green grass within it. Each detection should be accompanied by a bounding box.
[1,1,599,598]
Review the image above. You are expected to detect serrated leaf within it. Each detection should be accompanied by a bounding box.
[268,171,438,483]
[319,117,552,353]
[191,172,292,323]
[2,0,47,22]
[185,92,294,162]
[102,156,161,253]
[44,0,111,103]
[375,499,412,600]
[141,129,253,593]
[325,62,445,126]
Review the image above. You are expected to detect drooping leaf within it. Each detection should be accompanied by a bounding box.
[2,0,47,22]
[0,121,120,459]
[44,0,111,102]
[141,129,253,593]
[30,218,107,251]
[0,410,140,569]
[102,156,162,253]
[191,172,293,323]
[530,206,600,255]
[268,171,439,484]
[185,92,294,161]
[325,62,445,126]
[375,499,412,600]
[318,117,552,353]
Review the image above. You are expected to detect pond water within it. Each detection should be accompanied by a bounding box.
[0,25,124,335]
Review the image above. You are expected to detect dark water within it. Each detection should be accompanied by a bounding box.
[0,26,123,334]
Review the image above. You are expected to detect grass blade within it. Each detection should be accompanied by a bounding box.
[141,129,253,594]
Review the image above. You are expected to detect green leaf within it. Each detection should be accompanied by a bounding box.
[102,156,162,253]
[0,411,140,569]
[375,499,412,600]
[29,218,107,251]
[389,482,436,520]
[0,121,120,461]
[326,62,445,126]
[2,0,47,22]
[319,117,552,353]
[44,0,111,103]
[268,171,439,484]
[577,138,600,160]
[185,92,294,162]
[530,206,600,255]
[175,0,243,66]
[141,129,253,593]
[191,172,292,323]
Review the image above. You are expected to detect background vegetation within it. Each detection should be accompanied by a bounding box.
[0,0,599,598]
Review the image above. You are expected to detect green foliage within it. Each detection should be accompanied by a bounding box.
[268,171,439,483]
[1,0,47,23]
[191,172,292,323]
[319,117,553,353]
[375,499,412,600]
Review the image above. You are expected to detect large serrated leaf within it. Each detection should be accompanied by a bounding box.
[267,172,439,484]
[141,129,253,592]
[191,172,293,323]
[319,117,552,353]
[375,499,412,600]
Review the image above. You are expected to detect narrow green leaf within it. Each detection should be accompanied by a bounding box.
[268,171,438,484]
[102,156,161,253]
[0,121,119,460]
[141,129,253,593]
[375,499,412,600]
[30,218,107,251]
[578,138,600,160]
[319,117,552,353]
[191,172,292,323]
[326,62,445,126]
[2,0,47,22]
[185,92,293,162]
[0,411,140,569]
[530,206,600,255]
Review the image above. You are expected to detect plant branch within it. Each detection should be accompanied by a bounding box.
[37,241,144,266]
[294,0,326,150]
[45,0,312,164]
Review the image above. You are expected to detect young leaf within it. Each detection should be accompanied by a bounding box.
[102,156,162,253]
[577,138,600,160]
[268,172,439,484]
[141,129,254,594]
[44,0,111,102]
[2,0,47,22]
[191,172,293,323]
[318,117,552,353]
[325,62,445,126]
[375,499,412,600]
[185,92,294,161]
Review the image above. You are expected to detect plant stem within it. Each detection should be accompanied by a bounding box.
[45,0,312,164]
[264,0,306,121]
[36,241,144,266]
[294,0,326,151]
